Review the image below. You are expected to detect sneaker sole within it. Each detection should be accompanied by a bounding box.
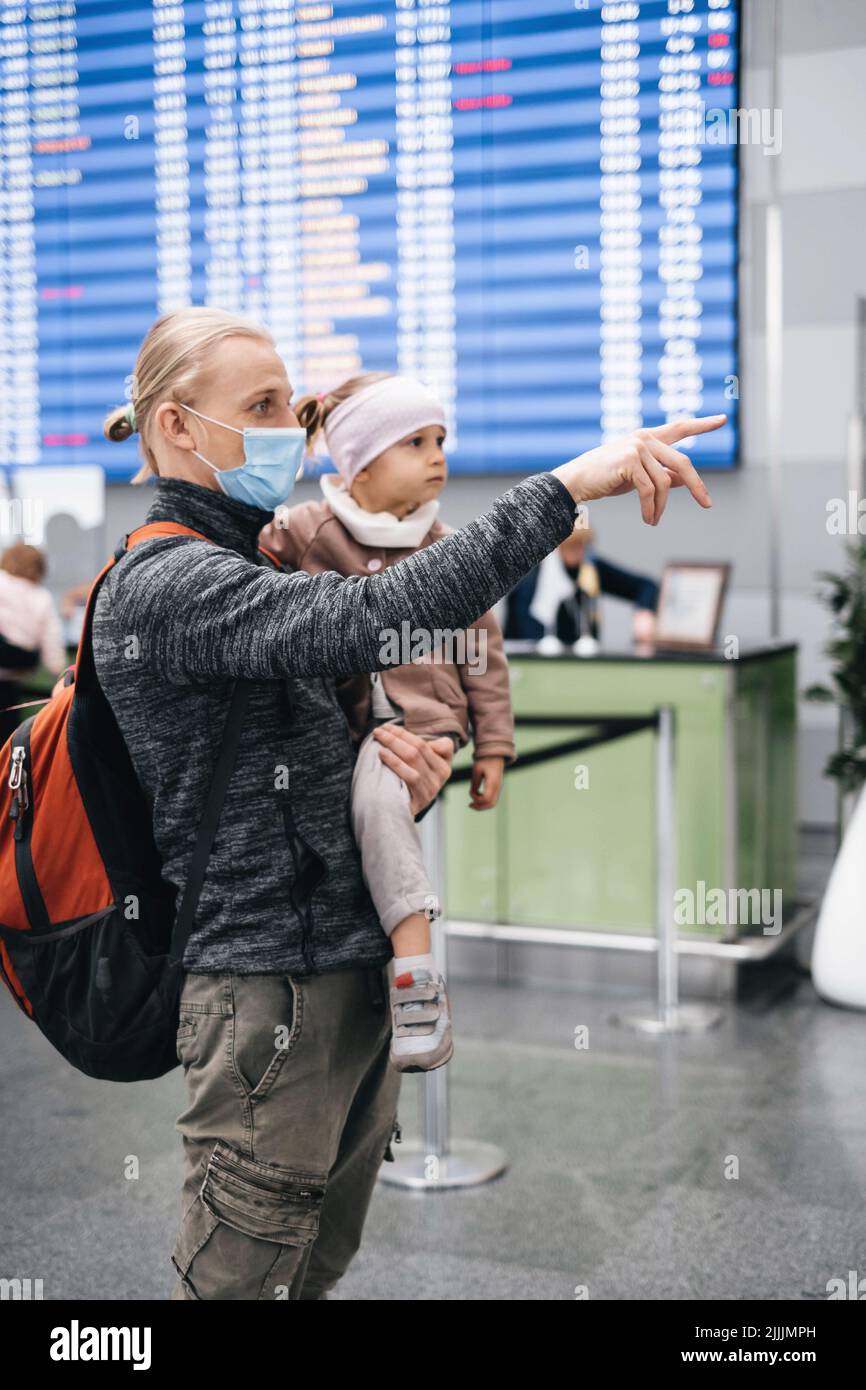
[390,1036,454,1074]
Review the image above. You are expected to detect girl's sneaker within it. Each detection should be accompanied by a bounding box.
[389,966,453,1072]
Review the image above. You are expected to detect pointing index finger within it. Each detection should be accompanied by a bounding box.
[649,414,727,446]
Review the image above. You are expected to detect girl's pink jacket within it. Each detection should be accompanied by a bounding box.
[260,502,516,764]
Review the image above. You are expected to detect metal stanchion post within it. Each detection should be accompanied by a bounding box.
[611,707,724,1034]
[378,793,508,1190]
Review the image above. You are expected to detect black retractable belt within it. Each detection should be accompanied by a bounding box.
[169,679,253,964]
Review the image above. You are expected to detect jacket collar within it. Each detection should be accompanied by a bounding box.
[319,473,440,549]
[143,476,273,560]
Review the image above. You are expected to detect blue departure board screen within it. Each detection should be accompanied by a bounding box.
[0,0,740,480]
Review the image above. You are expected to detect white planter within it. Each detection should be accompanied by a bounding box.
[812,785,866,1009]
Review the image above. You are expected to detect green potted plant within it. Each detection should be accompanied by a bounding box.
[804,540,866,827]
[803,540,866,1008]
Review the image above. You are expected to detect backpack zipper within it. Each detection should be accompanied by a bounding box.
[8,747,27,841]
[7,719,50,932]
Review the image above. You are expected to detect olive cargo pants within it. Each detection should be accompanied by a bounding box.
[169,965,401,1300]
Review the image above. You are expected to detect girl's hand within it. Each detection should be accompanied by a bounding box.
[470,755,505,810]
[552,415,726,526]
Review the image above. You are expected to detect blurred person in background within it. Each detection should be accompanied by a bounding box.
[0,543,67,744]
[503,521,659,649]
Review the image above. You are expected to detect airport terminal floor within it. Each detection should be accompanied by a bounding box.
[2,830,853,1304]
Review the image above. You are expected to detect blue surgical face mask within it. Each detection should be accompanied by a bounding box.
[180,402,307,511]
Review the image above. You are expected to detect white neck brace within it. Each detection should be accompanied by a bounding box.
[320,474,440,549]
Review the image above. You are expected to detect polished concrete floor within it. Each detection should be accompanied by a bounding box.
[2,828,862,1301]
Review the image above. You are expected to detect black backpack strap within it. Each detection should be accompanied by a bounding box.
[169,679,252,964]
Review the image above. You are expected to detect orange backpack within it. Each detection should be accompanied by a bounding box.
[0,522,280,1081]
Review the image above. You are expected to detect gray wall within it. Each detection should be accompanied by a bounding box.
[100,0,864,828]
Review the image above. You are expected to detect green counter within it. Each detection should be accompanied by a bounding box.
[443,643,798,941]
[21,645,798,944]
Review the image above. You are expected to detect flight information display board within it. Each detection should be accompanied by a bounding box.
[0,0,740,480]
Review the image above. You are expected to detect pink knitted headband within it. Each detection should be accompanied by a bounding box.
[321,375,447,485]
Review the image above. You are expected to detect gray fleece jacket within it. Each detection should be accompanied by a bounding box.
[91,472,578,976]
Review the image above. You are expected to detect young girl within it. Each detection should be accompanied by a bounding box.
[260,373,517,1073]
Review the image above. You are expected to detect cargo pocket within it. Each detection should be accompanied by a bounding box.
[171,1140,328,1300]
[175,1015,197,1065]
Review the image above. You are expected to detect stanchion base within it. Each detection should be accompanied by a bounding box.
[609,1002,725,1034]
[377,1139,509,1190]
